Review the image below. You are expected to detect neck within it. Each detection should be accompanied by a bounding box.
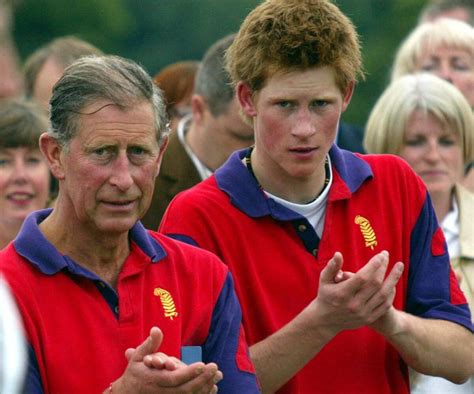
[250,149,328,204]
[39,203,130,288]
[187,120,252,172]
[429,189,453,223]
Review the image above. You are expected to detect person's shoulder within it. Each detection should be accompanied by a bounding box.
[355,153,427,197]
[359,153,418,178]
[0,243,29,274]
[0,244,40,299]
[147,231,228,272]
[358,152,407,167]
[169,175,223,208]
[456,183,474,222]
[456,183,474,204]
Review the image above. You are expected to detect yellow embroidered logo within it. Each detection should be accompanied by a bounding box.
[154,288,178,320]
[354,215,378,250]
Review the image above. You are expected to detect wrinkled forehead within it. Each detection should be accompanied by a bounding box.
[74,101,158,139]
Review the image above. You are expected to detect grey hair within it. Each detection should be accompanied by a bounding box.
[48,55,169,149]
[194,34,236,117]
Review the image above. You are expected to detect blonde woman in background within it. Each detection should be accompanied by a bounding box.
[364,72,474,394]
[391,17,474,193]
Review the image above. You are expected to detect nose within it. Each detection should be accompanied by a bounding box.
[435,63,454,84]
[109,152,134,191]
[291,108,317,138]
[12,159,28,184]
[424,140,442,163]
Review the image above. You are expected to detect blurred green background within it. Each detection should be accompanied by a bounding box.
[13,0,426,128]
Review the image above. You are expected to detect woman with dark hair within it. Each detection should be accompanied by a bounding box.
[0,98,51,249]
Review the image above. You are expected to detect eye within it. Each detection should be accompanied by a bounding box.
[310,100,328,108]
[452,61,471,71]
[439,137,456,146]
[128,145,154,165]
[93,147,108,156]
[0,158,10,167]
[128,146,146,156]
[26,157,42,165]
[90,146,115,162]
[420,64,436,72]
[276,101,293,109]
[404,137,425,147]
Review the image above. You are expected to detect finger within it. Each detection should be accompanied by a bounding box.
[339,271,355,281]
[320,252,344,283]
[351,251,389,301]
[167,363,221,392]
[343,251,389,294]
[151,362,209,388]
[144,353,181,370]
[365,261,404,313]
[144,353,166,369]
[125,347,135,362]
[382,261,404,290]
[131,326,164,362]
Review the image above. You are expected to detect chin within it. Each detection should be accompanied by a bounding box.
[426,184,455,195]
[97,217,139,234]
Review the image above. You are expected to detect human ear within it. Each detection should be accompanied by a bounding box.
[155,136,169,178]
[236,82,258,117]
[341,81,355,113]
[191,94,207,124]
[39,133,66,180]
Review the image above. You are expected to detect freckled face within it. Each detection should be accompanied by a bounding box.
[59,101,163,235]
[400,110,464,195]
[241,66,351,190]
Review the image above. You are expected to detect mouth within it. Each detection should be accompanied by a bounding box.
[102,199,135,206]
[7,192,35,202]
[290,146,316,151]
[101,199,137,212]
[420,170,448,177]
[289,147,318,157]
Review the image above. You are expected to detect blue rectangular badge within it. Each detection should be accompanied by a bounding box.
[181,346,202,365]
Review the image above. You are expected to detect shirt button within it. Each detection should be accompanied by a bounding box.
[298,224,307,232]
[312,249,318,256]
[114,306,119,314]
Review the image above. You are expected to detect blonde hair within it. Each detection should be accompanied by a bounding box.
[364,73,473,165]
[391,18,474,80]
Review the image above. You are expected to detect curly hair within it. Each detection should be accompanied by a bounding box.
[225,0,364,93]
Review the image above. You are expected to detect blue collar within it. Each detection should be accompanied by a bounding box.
[14,208,167,276]
[214,144,372,220]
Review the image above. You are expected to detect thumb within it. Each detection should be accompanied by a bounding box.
[320,252,344,283]
[130,326,163,362]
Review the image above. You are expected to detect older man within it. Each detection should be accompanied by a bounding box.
[0,55,258,394]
